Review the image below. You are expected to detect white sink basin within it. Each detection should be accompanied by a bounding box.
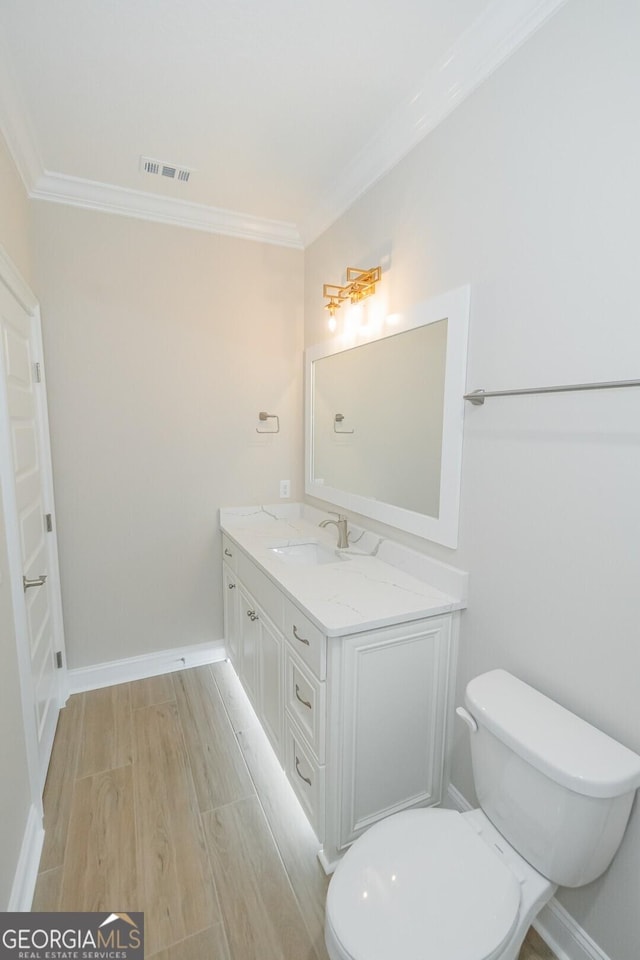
[268,541,341,565]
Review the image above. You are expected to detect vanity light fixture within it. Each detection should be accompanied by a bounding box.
[323,266,382,326]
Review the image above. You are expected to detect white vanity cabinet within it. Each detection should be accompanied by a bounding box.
[221,531,459,871]
[222,535,284,757]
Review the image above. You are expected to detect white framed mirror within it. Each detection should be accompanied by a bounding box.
[305,285,470,547]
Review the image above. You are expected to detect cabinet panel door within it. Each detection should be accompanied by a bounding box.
[238,583,260,706]
[338,618,451,847]
[222,564,239,667]
[259,613,283,757]
[282,599,326,679]
[285,650,326,763]
[284,715,325,841]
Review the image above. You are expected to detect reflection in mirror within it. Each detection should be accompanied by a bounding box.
[313,320,447,517]
[305,286,470,547]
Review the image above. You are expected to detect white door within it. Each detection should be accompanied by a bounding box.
[0,254,65,791]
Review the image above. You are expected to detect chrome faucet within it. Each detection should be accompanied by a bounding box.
[319,514,349,549]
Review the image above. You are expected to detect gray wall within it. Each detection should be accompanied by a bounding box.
[304,2,640,957]
[0,131,35,907]
[31,203,304,670]
[4,2,639,951]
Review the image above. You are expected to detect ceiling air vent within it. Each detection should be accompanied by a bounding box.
[139,156,193,183]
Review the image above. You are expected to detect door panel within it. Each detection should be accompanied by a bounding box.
[259,614,283,756]
[338,618,451,847]
[238,584,259,706]
[12,422,38,477]
[222,564,239,667]
[0,278,61,787]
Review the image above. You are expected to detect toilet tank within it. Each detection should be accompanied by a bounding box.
[465,670,640,887]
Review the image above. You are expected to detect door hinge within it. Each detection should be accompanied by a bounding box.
[45,513,53,532]
[55,651,63,669]
[34,362,42,383]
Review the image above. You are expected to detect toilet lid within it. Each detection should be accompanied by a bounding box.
[326,809,521,960]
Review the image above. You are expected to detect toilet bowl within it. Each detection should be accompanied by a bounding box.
[325,808,555,960]
[325,670,640,960]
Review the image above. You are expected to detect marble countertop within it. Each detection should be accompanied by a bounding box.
[220,504,468,637]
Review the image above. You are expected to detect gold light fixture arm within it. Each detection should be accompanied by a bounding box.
[323,266,381,318]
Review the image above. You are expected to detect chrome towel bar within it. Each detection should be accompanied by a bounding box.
[464,378,640,405]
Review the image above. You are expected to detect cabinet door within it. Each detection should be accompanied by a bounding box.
[238,583,260,706]
[259,614,283,757]
[222,564,239,667]
[285,650,326,762]
[336,617,451,848]
[285,714,325,841]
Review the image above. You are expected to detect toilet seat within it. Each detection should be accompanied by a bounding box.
[326,808,522,960]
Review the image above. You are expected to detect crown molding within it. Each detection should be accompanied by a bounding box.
[1,0,566,249]
[299,0,569,245]
[30,171,304,248]
[0,30,302,250]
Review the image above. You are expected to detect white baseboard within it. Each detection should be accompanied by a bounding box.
[533,900,612,960]
[445,785,610,960]
[8,802,44,910]
[68,639,227,694]
[446,782,473,812]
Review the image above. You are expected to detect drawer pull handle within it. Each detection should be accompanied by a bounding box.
[224,547,232,557]
[292,624,310,646]
[295,755,312,786]
[295,684,312,710]
[228,582,236,589]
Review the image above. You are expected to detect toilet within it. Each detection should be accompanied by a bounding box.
[325,669,640,960]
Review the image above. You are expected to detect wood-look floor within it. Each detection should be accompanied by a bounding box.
[32,662,557,960]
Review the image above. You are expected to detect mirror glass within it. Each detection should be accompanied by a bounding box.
[312,319,447,517]
[305,286,470,547]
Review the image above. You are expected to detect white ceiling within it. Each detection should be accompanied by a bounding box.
[0,0,567,247]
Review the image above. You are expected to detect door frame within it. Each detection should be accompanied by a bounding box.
[0,244,67,801]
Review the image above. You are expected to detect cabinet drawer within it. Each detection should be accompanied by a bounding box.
[285,716,325,840]
[283,600,326,679]
[221,534,238,571]
[285,651,326,762]
[237,551,283,627]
